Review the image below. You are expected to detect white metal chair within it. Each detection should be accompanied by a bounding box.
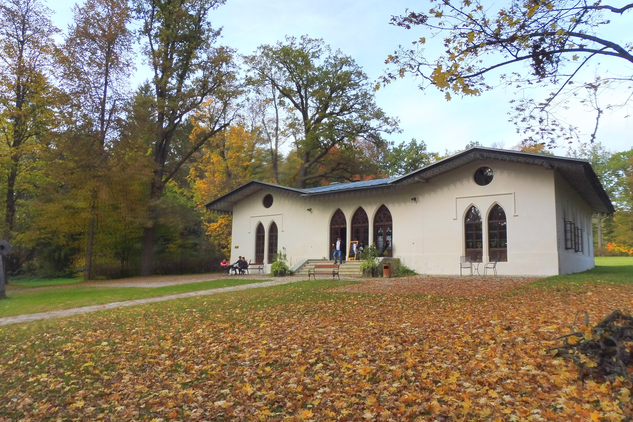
[484,255,499,276]
[459,256,473,276]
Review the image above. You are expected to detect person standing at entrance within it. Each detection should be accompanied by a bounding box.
[333,237,342,264]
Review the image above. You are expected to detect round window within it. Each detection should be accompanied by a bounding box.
[263,194,273,208]
[474,167,494,186]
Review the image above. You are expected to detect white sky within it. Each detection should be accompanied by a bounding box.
[49,0,632,154]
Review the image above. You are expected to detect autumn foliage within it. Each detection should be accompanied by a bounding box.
[1,278,632,421]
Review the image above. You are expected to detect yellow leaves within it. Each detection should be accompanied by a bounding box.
[300,409,314,420]
[466,31,475,43]
[4,282,633,421]
[526,3,540,18]
[69,399,85,409]
[357,365,372,376]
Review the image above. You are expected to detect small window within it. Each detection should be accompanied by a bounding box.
[564,220,576,250]
[474,167,494,186]
[263,194,273,208]
[575,227,583,253]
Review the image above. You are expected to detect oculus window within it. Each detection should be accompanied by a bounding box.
[474,167,494,186]
[263,194,274,208]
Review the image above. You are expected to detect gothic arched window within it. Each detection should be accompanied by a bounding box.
[465,206,483,262]
[488,205,507,262]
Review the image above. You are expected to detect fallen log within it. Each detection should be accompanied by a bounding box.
[548,310,633,382]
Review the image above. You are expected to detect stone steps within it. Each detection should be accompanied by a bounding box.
[293,259,363,277]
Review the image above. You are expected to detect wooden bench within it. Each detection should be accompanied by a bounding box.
[248,262,264,274]
[308,264,340,280]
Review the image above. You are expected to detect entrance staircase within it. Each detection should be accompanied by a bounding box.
[292,259,363,278]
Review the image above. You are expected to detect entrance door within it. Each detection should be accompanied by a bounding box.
[330,209,347,260]
[351,207,369,246]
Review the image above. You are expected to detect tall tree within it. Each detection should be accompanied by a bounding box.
[384,0,633,145]
[0,0,58,297]
[382,139,439,177]
[246,80,286,184]
[246,36,399,188]
[59,0,134,280]
[191,123,262,258]
[135,0,238,275]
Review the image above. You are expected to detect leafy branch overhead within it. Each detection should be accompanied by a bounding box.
[383,0,633,144]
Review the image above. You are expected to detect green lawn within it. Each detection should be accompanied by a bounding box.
[1,266,632,420]
[1,256,631,319]
[529,256,633,289]
[0,277,271,318]
[8,277,84,288]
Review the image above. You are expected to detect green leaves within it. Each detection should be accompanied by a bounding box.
[246,36,399,188]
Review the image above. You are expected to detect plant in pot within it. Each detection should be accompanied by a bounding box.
[270,248,289,276]
[359,245,381,277]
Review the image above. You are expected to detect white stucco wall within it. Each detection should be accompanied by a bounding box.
[554,172,595,274]
[230,160,579,276]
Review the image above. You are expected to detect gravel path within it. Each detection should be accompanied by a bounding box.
[1,273,539,326]
[0,275,314,326]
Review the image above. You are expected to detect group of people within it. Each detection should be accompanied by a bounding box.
[333,237,391,263]
[332,237,367,264]
[220,256,249,275]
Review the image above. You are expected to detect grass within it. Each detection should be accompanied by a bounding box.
[1,256,631,319]
[0,277,272,318]
[1,262,632,420]
[8,277,84,288]
[529,256,633,289]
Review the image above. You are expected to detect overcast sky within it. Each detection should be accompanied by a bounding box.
[49,0,632,155]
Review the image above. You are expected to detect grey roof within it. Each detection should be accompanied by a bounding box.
[304,178,395,193]
[205,147,614,214]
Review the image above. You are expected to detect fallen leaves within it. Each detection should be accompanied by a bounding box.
[0,279,632,421]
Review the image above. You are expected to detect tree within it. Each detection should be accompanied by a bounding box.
[570,143,633,249]
[59,0,134,280]
[134,0,238,275]
[384,0,633,145]
[245,81,286,184]
[246,36,399,188]
[0,0,58,297]
[382,139,440,177]
[191,124,262,258]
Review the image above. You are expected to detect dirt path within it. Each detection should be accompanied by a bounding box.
[0,275,310,326]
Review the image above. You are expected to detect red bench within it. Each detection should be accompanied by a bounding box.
[249,262,264,274]
[308,264,340,281]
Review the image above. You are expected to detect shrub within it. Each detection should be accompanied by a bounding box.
[270,248,289,277]
[393,263,417,277]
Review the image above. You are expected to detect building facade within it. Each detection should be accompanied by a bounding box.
[206,148,613,276]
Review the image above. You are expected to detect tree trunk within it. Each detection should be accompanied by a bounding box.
[0,256,6,299]
[140,172,163,276]
[596,215,604,249]
[297,151,310,188]
[140,221,155,276]
[84,201,97,280]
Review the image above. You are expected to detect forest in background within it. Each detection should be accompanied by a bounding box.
[0,0,631,282]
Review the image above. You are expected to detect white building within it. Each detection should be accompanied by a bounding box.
[206,147,614,276]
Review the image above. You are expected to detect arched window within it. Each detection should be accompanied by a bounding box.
[488,205,507,262]
[330,209,347,258]
[374,205,393,257]
[351,207,369,246]
[255,223,265,263]
[267,222,278,263]
[465,206,483,262]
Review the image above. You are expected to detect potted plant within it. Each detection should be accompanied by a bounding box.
[359,245,381,277]
[270,248,289,276]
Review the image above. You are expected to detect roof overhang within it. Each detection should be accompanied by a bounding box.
[205,147,615,215]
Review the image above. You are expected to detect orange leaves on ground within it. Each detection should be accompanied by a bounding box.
[1,280,632,420]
